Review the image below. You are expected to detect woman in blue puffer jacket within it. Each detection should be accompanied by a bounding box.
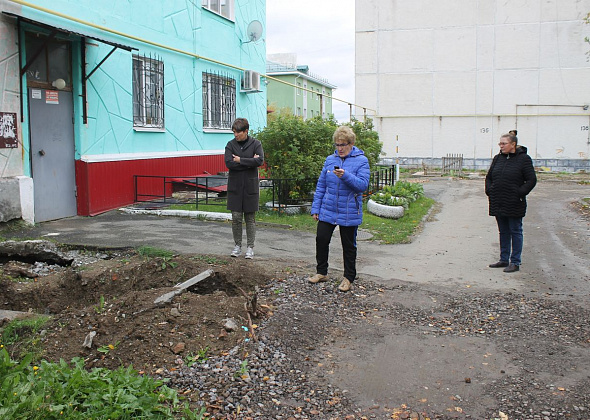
[308,126,370,292]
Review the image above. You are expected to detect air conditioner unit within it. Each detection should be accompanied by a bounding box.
[241,70,260,92]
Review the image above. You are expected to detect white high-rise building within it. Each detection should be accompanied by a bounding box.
[356,0,590,171]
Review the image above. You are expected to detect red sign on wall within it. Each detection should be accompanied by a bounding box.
[45,90,59,104]
[0,112,18,149]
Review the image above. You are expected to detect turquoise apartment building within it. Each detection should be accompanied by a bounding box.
[266,55,335,120]
[0,0,266,222]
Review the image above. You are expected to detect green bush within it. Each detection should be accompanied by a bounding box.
[371,181,424,208]
[256,115,382,180]
[255,114,337,181]
[255,115,383,202]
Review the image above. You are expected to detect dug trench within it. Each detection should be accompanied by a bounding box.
[0,246,273,372]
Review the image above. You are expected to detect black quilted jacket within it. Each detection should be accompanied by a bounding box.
[485,145,537,218]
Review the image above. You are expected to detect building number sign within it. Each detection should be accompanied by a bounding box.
[0,112,18,149]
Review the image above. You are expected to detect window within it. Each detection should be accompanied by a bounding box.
[297,82,301,95]
[202,71,236,130]
[133,54,164,129]
[202,0,234,20]
[25,33,72,90]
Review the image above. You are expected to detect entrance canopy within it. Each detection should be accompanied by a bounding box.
[3,11,136,123]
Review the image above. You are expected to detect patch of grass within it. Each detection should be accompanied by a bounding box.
[0,219,34,241]
[192,255,229,265]
[361,196,435,244]
[0,315,51,361]
[0,348,206,419]
[185,347,209,367]
[257,209,317,232]
[137,246,178,270]
[137,246,175,259]
[94,295,106,314]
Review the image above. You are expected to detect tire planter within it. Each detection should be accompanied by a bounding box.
[265,202,311,215]
[367,199,405,219]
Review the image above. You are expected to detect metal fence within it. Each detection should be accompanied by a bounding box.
[134,166,396,213]
[366,165,396,197]
[133,175,229,209]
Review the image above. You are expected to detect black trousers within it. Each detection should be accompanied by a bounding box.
[316,221,358,282]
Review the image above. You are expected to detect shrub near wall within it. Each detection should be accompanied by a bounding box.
[255,115,383,198]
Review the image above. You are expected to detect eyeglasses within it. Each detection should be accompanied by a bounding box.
[498,142,511,146]
[334,143,349,148]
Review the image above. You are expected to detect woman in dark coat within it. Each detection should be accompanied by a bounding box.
[485,132,536,273]
[224,118,264,259]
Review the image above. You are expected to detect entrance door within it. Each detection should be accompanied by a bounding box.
[28,88,77,222]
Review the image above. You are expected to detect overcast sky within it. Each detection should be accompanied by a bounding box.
[265,0,355,122]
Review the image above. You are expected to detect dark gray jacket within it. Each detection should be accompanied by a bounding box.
[485,145,537,218]
[224,136,264,212]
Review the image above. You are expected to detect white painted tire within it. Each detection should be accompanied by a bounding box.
[367,199,405,219]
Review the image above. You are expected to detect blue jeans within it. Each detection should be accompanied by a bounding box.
[495,216,523,266]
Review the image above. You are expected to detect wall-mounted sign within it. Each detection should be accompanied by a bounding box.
[0,112,18,149]
[31,89,42,99]
[46,90,59,104]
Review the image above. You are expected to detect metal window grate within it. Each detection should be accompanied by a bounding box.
[133,53,164,128]
[202,71,236,129]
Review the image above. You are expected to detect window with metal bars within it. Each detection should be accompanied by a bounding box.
[202,71,236,130]
[133,54,164,129]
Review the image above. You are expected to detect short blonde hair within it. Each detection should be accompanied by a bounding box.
[333,126,356,145]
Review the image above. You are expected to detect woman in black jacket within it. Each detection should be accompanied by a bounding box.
[485,132,537,273]
[224,118,264,259]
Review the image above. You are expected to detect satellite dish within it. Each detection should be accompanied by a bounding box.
[244,20,263,43]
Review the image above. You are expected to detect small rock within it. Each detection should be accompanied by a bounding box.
[172,342,185,354]
[223,318,239,332]
[170,307,181,317]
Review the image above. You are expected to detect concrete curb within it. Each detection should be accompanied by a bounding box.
[120,207,232,221]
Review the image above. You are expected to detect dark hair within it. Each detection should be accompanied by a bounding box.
[509,129,517,136]
[232,118,249,132]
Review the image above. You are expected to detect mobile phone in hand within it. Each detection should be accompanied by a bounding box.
[334,166,339,170]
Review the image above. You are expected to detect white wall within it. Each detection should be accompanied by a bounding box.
[356,0,590,163]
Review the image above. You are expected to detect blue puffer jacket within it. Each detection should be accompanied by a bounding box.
[311,146,370,226]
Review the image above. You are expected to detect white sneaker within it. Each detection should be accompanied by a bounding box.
[245,247,254,259]
[231,245,241,257]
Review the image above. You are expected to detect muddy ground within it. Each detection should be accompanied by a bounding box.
[0,251,279,372]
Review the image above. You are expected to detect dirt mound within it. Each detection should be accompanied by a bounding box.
[0,251,278,372]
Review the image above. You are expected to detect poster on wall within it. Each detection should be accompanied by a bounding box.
[0,112,18,149]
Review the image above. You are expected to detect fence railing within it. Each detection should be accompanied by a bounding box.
[134,175,229,209]
[133,166,396,214]
[366,165,396,197]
